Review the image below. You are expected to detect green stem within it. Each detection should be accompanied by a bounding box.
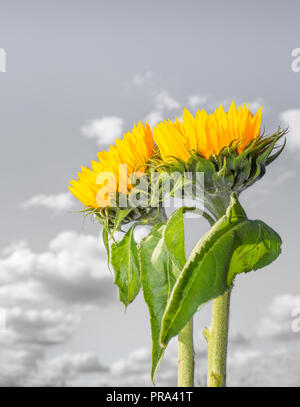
[178,318,194,387]
[205,289,231,387]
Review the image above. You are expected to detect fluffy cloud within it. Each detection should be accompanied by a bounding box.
[3,336,300,387]
[144,91,181,126]
[257,294,300,340]
[98,344,178,387]
[21,193,75,212]
[144,110,164,126]
[228,347,300,386]
[247,100,263,112]
[0,306,80,386]
[2,290,300,386]
[0,346,107,387]
[81,116,124,145]
[94,337,300,387]
[29,352,108,387]
[97,338,207,387]
[188,95,207,109]
[91,294,300,387]
[0,230,115,306]
[5,307,79,345]
[280,109,300,149]
[0,230,115,386]
[154,91,180,111]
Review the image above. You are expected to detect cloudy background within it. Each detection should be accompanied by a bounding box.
[0,0,300,387]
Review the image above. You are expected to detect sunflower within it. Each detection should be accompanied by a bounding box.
[153,102,262,161]
[69,122,154,208]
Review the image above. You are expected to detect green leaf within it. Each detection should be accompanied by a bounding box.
[164,207,186,270]
[110,208,133,238]
[160,193,282,346]
[139,223,179,381]
[111,225,140,307]
[164,206,212,268]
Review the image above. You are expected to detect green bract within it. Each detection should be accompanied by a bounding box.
[153,129,286,219]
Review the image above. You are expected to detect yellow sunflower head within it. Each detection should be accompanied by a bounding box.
[153,101,262,161]
[69,122,154,209]
[151,101,285,217]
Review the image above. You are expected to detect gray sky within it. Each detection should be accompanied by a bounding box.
[0,0,300,386]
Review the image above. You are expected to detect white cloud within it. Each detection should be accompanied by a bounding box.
[132,71,153,86]
[280,109,300,149]
[92,316,300,387]
[50,352,107,373]
[144,110,164,126]
[247,100,263,112]
[257,294,300,340]
[0,230,115,306]
[2,295,299,387]
[21,193,75,212]
[0,230,115,386]
[98,344,177,387]
[0,345,42,386]
[228,349,262,366]
[188,95,207,109]
[0,306,80,386]
[81,116,124,145]
[28,353,108,387]
[154,91,180,111]
[144,91,180,126]
[5,307,79,345]
[97,339,207,387]
[228,347,300,386]
[0,346,108,387]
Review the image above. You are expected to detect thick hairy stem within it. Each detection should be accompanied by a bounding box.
[178,318,194,387]
[205,290,231,387]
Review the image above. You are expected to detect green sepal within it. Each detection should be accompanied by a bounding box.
[110,208,133,238]
[150,130,286,219]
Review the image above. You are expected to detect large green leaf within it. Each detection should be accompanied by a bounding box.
[160,193,282,346]
[139,223,180,381]
[111,225,140,307]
